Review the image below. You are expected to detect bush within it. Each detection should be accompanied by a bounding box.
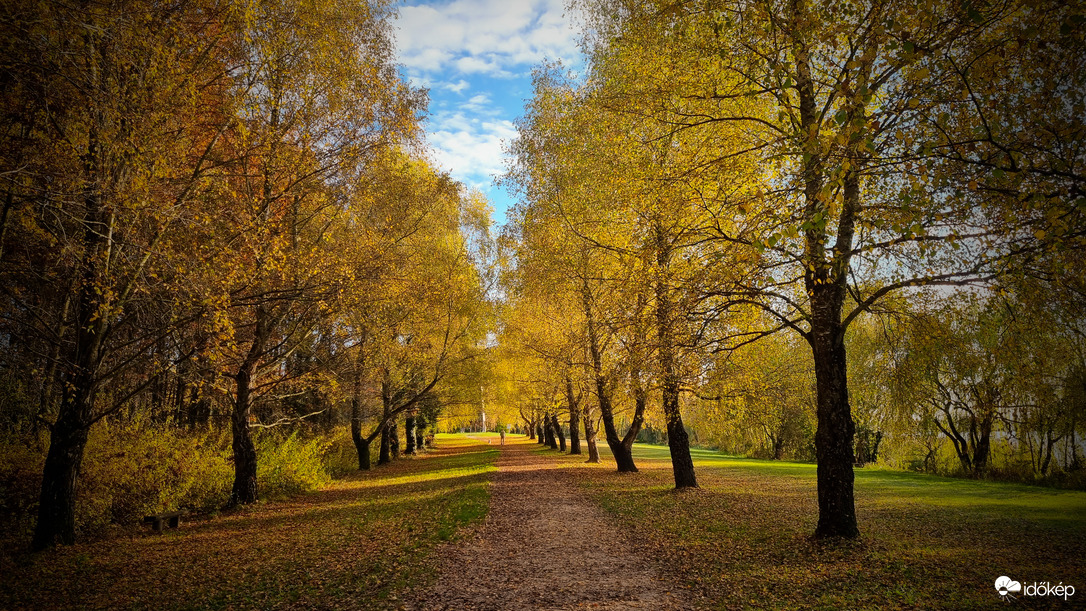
[1,420,358,543]
[0,436,45,539]
[320,428,362,476]
[255,430,332,499]
[78,418,233,534]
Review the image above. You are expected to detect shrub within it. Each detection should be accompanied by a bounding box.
[255,430,332,499]
[78,418,233,535]
[0,436,45,539]
[1,420,361,544]
[320,428,361,476]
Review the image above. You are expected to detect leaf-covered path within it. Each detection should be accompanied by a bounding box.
[403,438,697,610]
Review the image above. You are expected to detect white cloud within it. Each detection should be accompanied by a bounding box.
[442,79,471,93]
[426,112,518,187]
[395,0,581,77]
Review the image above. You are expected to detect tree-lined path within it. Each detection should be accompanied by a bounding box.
[405,438,696,610]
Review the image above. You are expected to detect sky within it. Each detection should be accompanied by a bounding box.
[392,0,585,227]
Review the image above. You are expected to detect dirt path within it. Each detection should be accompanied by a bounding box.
[403,438,696,610]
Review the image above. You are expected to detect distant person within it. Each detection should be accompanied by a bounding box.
[500,430,506,445]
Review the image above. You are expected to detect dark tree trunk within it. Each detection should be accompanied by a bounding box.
[378,379,392,465]
[33,399,90,550]
[583,413,600,463]
[390,419,400,458]
[350,354,371,469]
[351,401,370,470]
[971,412,993,476]
[551,414,566,452]
[229,305,270,507]
[379,420,392,465]
[544,416,557,449]
[405,414,416,455]
[809,305,858,538]
[794,26,859,538]
[415,416,426,452]
[358,436,371,470]
[565,376,581,455]
[230,361,259,506]
[537,422,545,444]
[581,281,639,472]
[33,140,108,549]
[653,225,696,489]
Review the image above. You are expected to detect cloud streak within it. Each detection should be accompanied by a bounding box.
[396,0,580,77]
[394,0,583,221]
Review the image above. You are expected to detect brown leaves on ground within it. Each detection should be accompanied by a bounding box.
[548,447,1086,610]
[0,436,496,610]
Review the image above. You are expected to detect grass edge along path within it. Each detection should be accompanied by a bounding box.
[536,442,1086,610]
[0,433,497,611]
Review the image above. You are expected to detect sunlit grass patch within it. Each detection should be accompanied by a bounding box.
[0,434,497,610]
[547,441,1086,609]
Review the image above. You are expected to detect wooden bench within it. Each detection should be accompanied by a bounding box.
[142,511,184,532]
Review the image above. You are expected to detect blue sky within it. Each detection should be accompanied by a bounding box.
[392,0,585,226]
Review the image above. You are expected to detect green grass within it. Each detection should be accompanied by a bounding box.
[546,441,1086,610]
[0,434,498,610]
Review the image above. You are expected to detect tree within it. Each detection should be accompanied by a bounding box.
[575,0,1084,537]
[0,0,244,549]
[204,0,420,502]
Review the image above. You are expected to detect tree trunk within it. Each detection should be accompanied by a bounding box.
[537,422,545,444]
[415,416,426,452]
[551,414,566,452]
[379,420,392,465]
[583,413,600,463]
[792,24,860,536]
[544,416,557,449]
[653,223,696,489]
[230,361,259,506]
[390,419,400,458]
[405,414,416,455]
[809,304,858,538]
[351,401,370,470]
[229,304,270,507]
[582,281,638,472]
[33,129,109,549]
[565,376,581,455]
[33,398,90,549]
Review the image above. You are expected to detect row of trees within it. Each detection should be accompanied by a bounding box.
[0,0,493,550]
[501,0,1084,538]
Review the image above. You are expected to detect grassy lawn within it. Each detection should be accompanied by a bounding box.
[541,441,1086,610]
[0,434,497,610]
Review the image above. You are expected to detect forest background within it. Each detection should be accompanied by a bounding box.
[0,0,1084,552]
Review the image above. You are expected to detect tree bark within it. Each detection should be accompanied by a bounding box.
[794,22,859,537]
[229,304,270,507]
[583,412,600,463]
[537,422,545,444]
[544,415,557,449]
[551,414,566,452]
[230,360,259,506]
[654,222,696,489]
[581,281,638,472]
[390,419,400,458]
[33,124,110,550]
[351,397,371,470]
[405,414,416,454]
[33,401,90,549]
[565,376,581,454]
[415,416,426,452]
